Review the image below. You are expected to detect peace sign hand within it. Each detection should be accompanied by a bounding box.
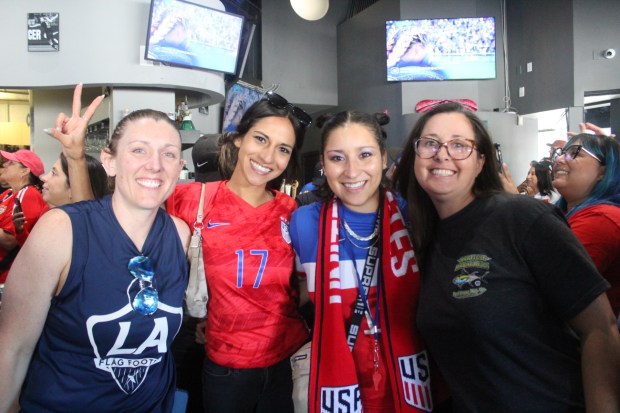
[44,83,105,161]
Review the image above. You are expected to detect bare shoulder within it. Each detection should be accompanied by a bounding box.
[170,215,191,252]
[30,208,72,238]
[7,208,73,300]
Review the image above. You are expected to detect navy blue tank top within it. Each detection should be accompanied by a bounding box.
[20,196,188,413]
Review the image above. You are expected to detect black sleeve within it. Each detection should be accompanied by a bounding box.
[521,206,610,320]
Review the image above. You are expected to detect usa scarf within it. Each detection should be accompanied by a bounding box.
[309,189,432,413]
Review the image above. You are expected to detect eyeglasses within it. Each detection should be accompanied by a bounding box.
[263,91,312,127]
[415,137,477,160]
[127,255,158,316]
[552,145,604,164]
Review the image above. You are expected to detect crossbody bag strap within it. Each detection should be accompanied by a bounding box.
[189,183,207,251]
[193,183,207,232]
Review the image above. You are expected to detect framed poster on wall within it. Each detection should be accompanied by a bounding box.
[27,12,59,52]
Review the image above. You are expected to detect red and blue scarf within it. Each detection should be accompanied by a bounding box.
[309,189,433,412]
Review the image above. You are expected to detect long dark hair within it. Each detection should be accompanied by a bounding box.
[530,161,554,196]
[217,98,307,189]
[392,102,503,268]
[59,153,110,199]
[314,110,390,202]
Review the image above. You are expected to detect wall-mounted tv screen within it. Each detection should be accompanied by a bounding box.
[145,0,244,74]
[386,17,496,82]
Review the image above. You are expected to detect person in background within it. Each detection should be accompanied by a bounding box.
[290,111,435,413]
[295,161,324,206]
[385,147,403,181]
[519,161,560,203]
[0,150,48,284]
[541,139,566,164]
[191,134,220,183]
[172,133,221,413]
[12,153,109,243]
[0,164,9,190]
[166,91,311,413]
[552,132,620,319]
[0,87,191,412]
[392,101,620,412]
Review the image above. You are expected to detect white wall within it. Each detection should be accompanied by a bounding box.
[0,0,227,172]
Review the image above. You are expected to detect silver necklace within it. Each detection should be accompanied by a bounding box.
[343,219,378,242]
[342,229,379,250]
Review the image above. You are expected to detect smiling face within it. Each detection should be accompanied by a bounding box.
[525,166,538,190]
[101,117,183,212]
[41,158,72,207]
[230,116,295,188]
[323,122,387,213]
[552,141,606,209]
[414,112,485,218]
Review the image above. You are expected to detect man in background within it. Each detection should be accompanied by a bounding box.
[172,133,221,413]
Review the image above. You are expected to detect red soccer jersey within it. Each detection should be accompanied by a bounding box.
[0,185,49,283]
[167,181,308,368]
[568,204,620,317]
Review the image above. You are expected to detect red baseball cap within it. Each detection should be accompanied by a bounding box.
[1,150,45,176]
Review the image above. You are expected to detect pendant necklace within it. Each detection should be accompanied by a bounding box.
[342,213,383,391]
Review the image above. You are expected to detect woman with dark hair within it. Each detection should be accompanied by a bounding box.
[552,133,620,318]
[392,102,620,412]
[166,91,311,413]
[57,153,110,201]
[520,161,560,203]
[11,152,110,250]
[290,111,436,413]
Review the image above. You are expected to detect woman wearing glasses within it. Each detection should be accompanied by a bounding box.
[0,88,191,412]
[166,92,311,413]
[552,133,620,319]
[392,102,620,412]
[290,111,440,413]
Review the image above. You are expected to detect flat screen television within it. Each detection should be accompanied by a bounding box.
[145,0,244,74]
[386,17,496,82]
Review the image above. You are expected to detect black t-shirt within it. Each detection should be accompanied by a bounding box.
[417,193,609,413]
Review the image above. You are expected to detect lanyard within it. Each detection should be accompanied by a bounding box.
[343,202,383,352]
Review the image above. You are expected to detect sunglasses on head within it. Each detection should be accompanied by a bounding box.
[127,255,158,316]
[263,91,312,127]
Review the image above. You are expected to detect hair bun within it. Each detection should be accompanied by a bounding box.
[315,113,333,129]
[374,112,390,126]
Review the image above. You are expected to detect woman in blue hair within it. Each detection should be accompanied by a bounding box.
[552,132,620,319]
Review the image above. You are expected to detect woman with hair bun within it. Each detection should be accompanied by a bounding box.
[290,110,436,413]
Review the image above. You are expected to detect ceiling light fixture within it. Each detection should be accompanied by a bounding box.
[290,0,329,21]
